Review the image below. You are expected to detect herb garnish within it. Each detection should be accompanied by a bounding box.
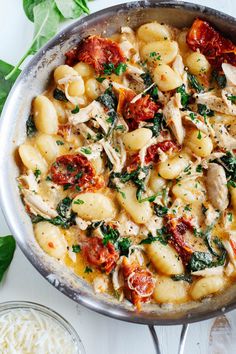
[26,115,37,137]
[72,245,81,253]
[71,105,80,114]
[176,84,190,108]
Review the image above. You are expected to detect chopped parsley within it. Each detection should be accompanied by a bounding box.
[196,164,203,173]
[114,63,127,76]
[103,63,115,75]
[197,130,202,140]
[71,105,80,114]
[56,140,64,145]
[176,84,190,108]
[80,147,92,155]
[228,213,233,222]
[84,266,93,274]
[34,169,41,179]
[73,199,84,205]
[149,52,161,60]
[140,227,171,246]
[72,245,81,253]
[96,77,106,83]
[227,94,236,104]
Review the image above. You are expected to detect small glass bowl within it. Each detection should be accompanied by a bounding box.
[0,301,85,354]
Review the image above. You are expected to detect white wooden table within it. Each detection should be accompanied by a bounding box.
[1,0,236,353]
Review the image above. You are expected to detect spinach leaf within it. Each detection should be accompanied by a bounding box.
[0,235,16,282]
[97,86,118,134]
[118,238,131,256]
[189,251,213,272]
[188,73,204,93]
[140,72,153,87]
[55,0,83,19]
[32,197,76,229]
[0,60,21,114]
[176,84,190,107]
[154,204,168,217]
[140,227,171,245]
[212,69,226,89]
[197,104,214,117]
[145,113,166,137]
[100,224,120,246]
[6,0,60,80]
[23,0,45,22]
[171,274,193,283]
[53,88,68,102]
[72,244,81,253]
[218,152,236,181]
[26,115,37,137]
[109,166,150,202]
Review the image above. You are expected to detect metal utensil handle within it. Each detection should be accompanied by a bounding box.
[148,324,189,354]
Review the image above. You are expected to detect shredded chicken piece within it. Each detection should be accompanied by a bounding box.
[206,163,229,211]
[18,171,39,192]
[213,124,236,150]
[22,189,58,218]
[101,140,125,172]
[182,111,209,134]
[196,90,236,115]
[69,101,106,125]
[163,94,185,144]
[222,63,236,86]
[120,26,140,62]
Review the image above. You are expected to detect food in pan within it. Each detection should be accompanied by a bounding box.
[18,19,236,309]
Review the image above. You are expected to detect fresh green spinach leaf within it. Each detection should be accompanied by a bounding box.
[176,84,190,107]
[188,73,204,93]
[23,0,45,22]
[0,60,21,114]
[26,115,37,137]
[0,235,16,282]
[171,273,193,283]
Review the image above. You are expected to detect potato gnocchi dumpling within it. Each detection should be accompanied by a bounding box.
[18,18,236,309]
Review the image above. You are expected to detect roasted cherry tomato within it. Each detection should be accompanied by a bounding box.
[66,36,125,73]
[187,18,236,68]
[168,217,194,263]
[145,140,179,164]
[124,94,159,122]
[122,258,155,308]
[50,154,102,191]
[81,237,119,274]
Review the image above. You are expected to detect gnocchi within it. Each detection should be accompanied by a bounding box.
[146,241,184,275]
[17,19,236,310]
[34,222,67,259]
[33,95,58,134]
[153,276,188,303]
[153,64,182,91]
[122,128,152,151]
[190,276,225,300]
[72,193,116,220]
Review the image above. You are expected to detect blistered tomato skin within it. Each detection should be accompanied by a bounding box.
[124,95,159,122]
[145,140,179,163]
[167,217,194,263]
[187,18,236,68]
[50,154,103,192]
[81,237,119,274]
[122,258,155,308]
[66,36,125,73]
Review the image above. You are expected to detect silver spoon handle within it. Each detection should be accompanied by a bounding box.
[148,323,189,354]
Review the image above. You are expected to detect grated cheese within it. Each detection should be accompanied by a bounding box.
[0,309,79,354]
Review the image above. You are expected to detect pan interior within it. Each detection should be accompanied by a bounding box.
[1,1,236,325]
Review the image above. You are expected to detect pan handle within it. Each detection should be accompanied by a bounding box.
[148,324,189,354]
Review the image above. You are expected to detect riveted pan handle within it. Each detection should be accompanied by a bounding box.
[148,324,189,354]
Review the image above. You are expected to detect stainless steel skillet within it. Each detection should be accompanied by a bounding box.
[0,1,236,352]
